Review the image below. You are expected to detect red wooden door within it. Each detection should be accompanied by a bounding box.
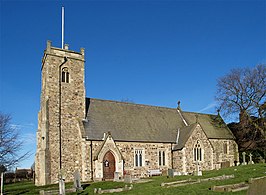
[103,151,115,179]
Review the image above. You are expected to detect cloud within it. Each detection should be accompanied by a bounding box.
[9,123,36,145]
[198,102,217,113]
[21,132,36,145]
[10,123,35,130]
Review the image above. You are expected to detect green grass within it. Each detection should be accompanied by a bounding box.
[4,164,266,195]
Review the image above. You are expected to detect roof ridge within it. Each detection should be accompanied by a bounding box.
[182,111,218,117]
[87,97,178,111]
[86,97,218,116]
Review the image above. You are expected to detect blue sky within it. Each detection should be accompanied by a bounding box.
[0,0,265,168]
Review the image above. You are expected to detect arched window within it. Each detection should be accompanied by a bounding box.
[223,142,228,154]
[62,67,69,83]
[134,149,143,167]
[193,140,203,162]
[162,151,165,165]
[159,150,166,166]
[159,151,162,166]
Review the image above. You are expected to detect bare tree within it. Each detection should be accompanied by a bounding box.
[216,65,266,156]
[0,113,30,170]
[216,64,266,123]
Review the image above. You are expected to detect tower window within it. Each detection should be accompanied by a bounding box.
[62,67,69,83]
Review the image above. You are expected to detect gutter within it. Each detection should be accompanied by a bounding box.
[59,56,68,170]
[90,140,93,181]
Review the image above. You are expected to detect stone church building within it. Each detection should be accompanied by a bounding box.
[35,41,239,185]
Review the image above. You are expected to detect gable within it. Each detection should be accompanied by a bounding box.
[182,112,235,139]
[173,123,214,150]
[94,132,124,162]
[173,123,197,150]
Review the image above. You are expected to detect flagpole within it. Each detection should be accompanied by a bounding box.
[62,7,64,49]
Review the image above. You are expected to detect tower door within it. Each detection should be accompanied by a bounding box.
[103,151,116,179]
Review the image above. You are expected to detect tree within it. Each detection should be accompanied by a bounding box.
[216,64,265,122]
[216,64,266,157]
[0,113,30,170]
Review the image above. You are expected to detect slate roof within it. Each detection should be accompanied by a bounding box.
[83,98,235,144]
[173,123,198,150]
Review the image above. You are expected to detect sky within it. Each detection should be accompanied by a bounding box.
[0,0,265,168]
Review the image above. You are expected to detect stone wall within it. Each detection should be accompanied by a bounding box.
[79,125,237,181]
[210,139,238,169]
[172,149,186,173]
[173,124,214,173]
[115,141,172,177]
[81,137,173,180]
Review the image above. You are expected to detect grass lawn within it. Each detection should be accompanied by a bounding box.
[3,163,266,195]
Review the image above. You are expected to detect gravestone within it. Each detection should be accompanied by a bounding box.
[73,170,82,191]
[59,169,66,195]
[242,152,247,165]
[258,156,265,163]
[194,161,202,176]
[248,153,254,165]
[124,175,132,183]
[221,161,230,168]
[168,169,174,178]
[113,172,119,182]
[1,172,3,195]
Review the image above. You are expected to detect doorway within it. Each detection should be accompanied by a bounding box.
[103,151,116,179]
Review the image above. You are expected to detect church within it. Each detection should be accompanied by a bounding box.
[35,41,239,185]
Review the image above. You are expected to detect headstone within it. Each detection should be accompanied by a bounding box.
[59,169,66,195]
[124,174,132,183]
[194,161,202,176]
[1,172,4,195]
[98,188,102,194]
[73,170,82,191]
[113,172,119,182]
[221,161,230,168]
[258,156,265,163]
[248,153,254,165]
[59,176,65,195]
[168,169,174,178]
[242,152,247,165]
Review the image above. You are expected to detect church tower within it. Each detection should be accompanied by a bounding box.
[35,41,85,185]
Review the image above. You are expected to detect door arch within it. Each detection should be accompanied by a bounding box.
[103,151,116,179]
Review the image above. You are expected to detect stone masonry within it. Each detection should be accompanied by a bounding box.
[35,42,239,185]
[35,41,85,185]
